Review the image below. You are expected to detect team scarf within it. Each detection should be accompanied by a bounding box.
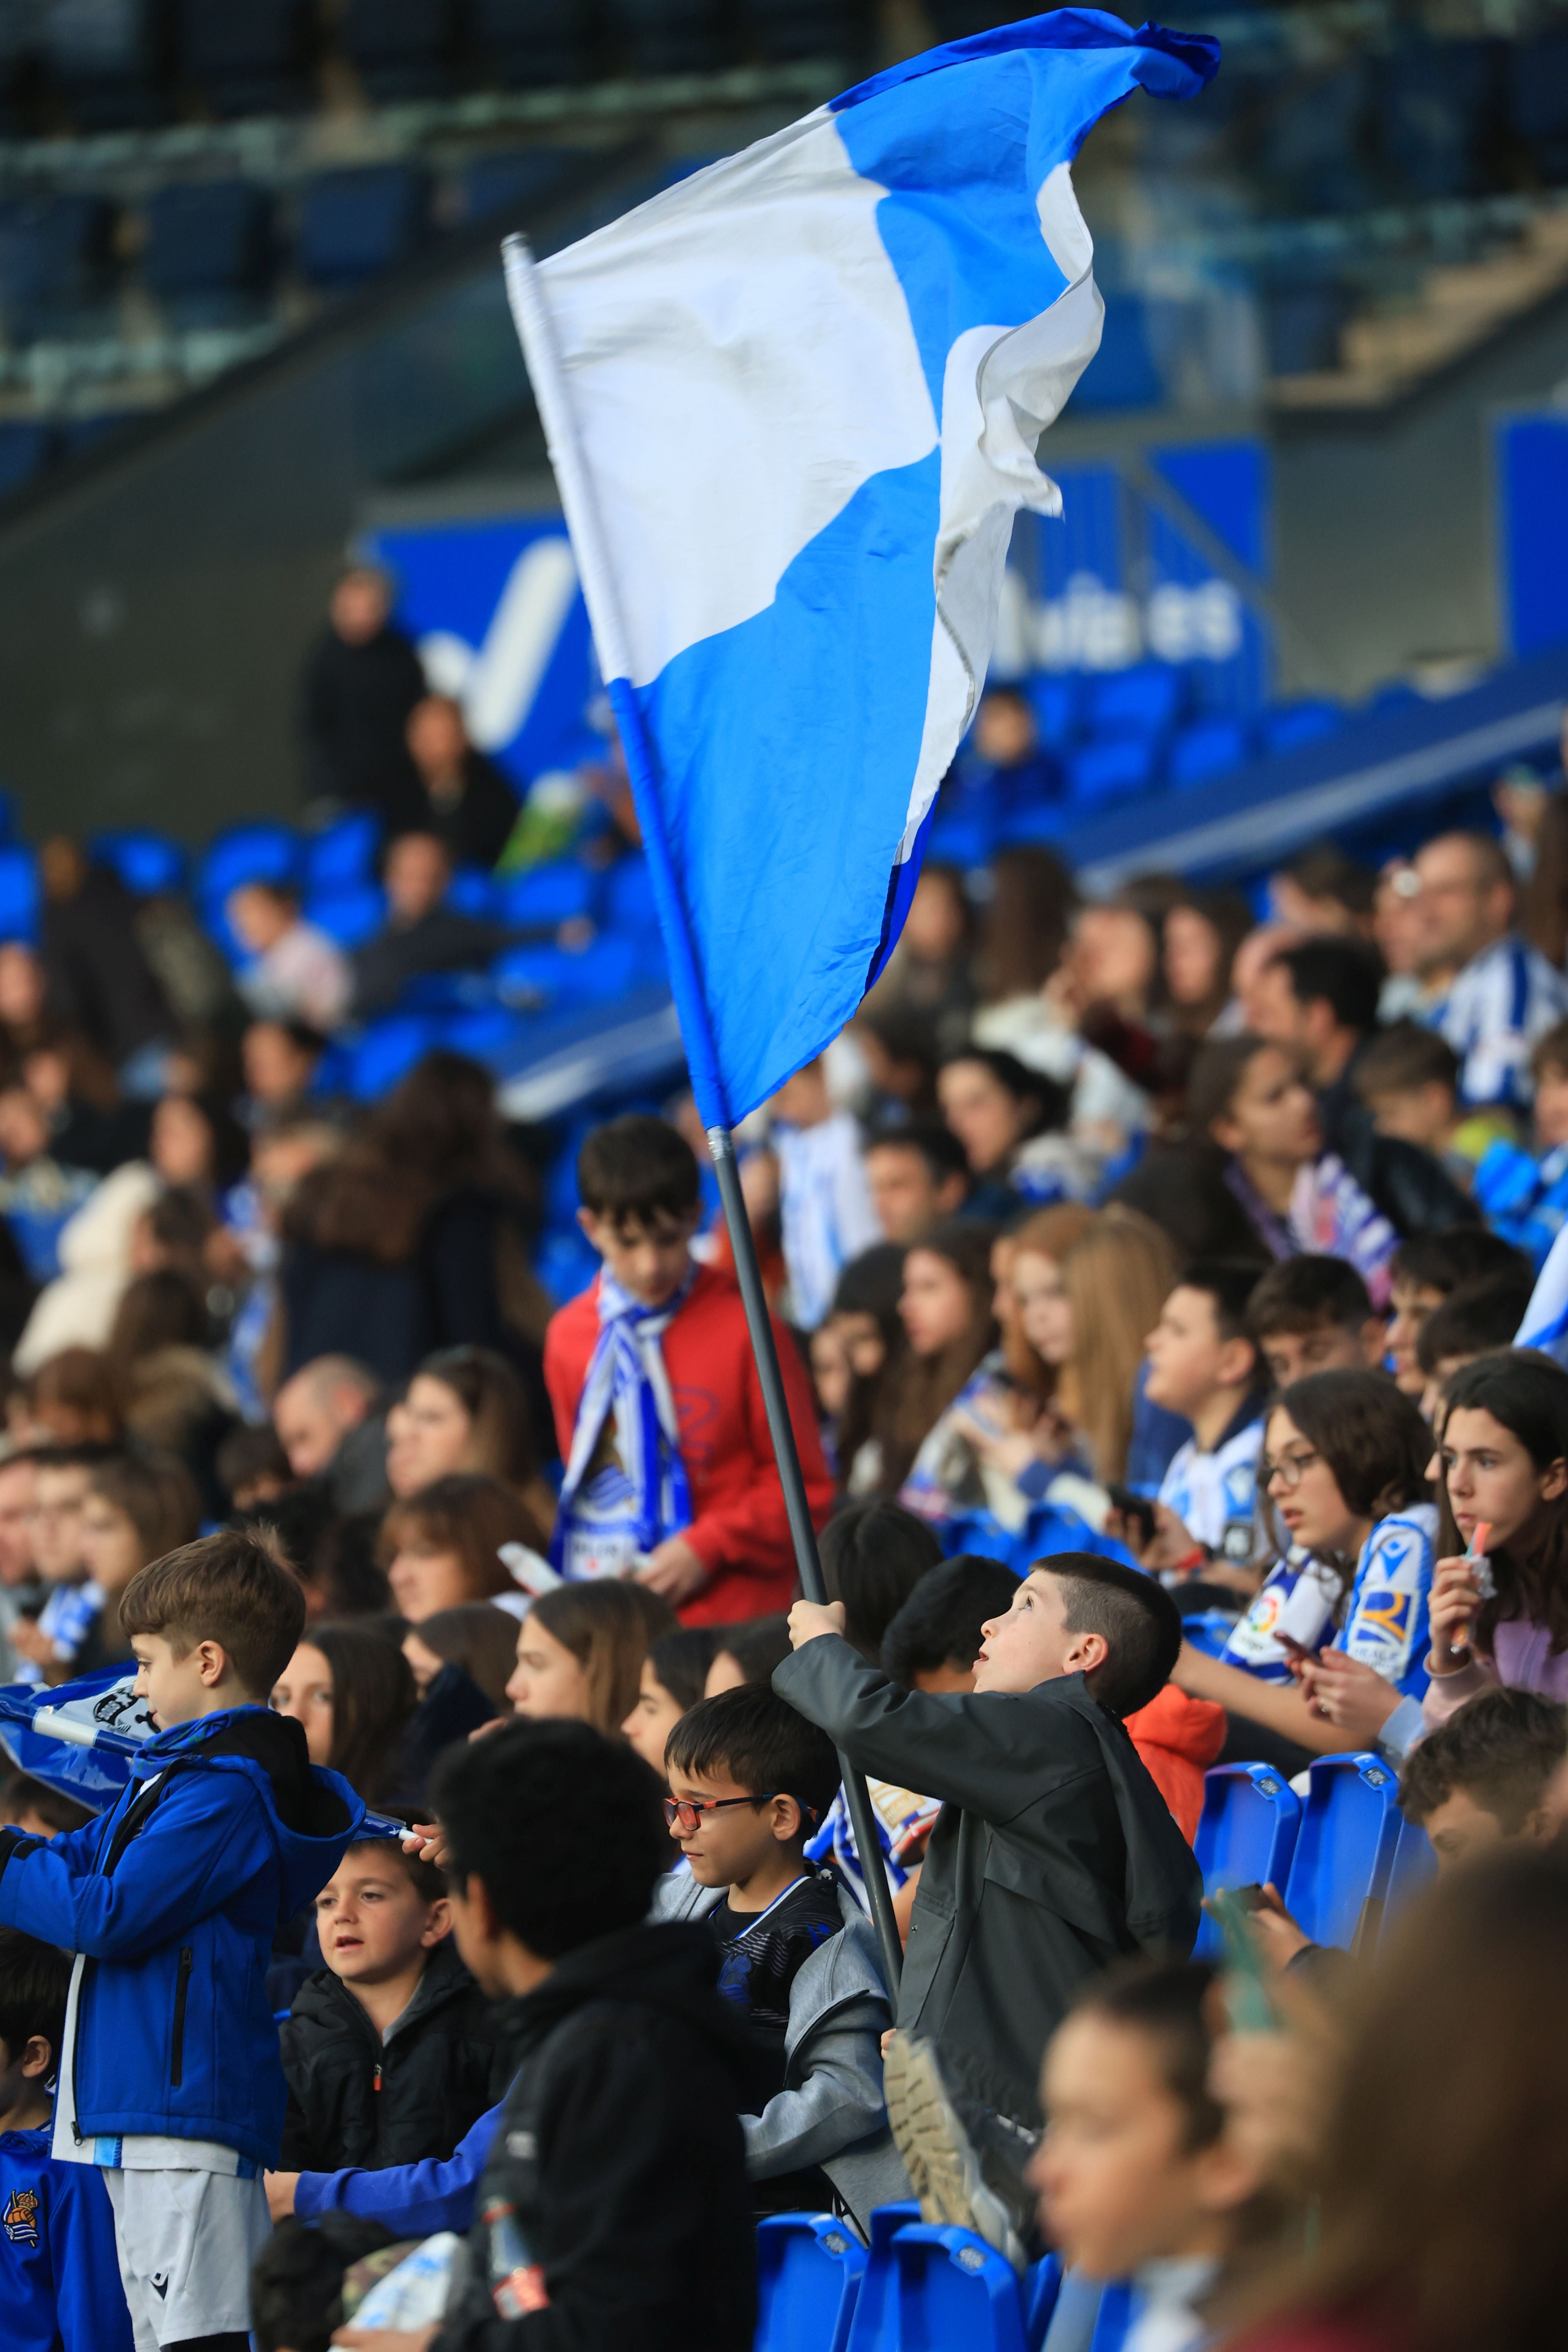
[1226,1152,1397,1305]
[550,1265,695,1578]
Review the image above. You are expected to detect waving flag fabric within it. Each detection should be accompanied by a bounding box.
[0,1666,155,1812]
[1518,1224,1568,1362]
[510,11,1218,1127]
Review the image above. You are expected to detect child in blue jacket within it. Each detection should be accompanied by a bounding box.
[0,1530,364,2351]
[0,1924,133,2352]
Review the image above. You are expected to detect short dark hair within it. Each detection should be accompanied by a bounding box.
[1067,1957,1223,2150]
[1391,1229,1529,1297]
[432,1717,668,1958]
[120,1527,305,1699]
[252,2216,398,2352]
[1248,1255,1374,1341]
[882,1555,1022,1685]
[1399,1688,1568,1833]
[665,1684,840,1828]
[576,1114,701,1230]
[1187,1034,1270,1138]
[216,1420,294,1502]
[1273,1369,1430,1524]
[646,1624,720,1712]
[0,1773,93,1836]
[937,1047,1071,1136]
[1271,939,1383,1037]
[1354,1020,1463,1102]
[864,1119,971,1188]
[0,1927,70,2070]
[1279,846,1377,919]
[1037,1553,1182,1718]
[1416,1274,1536,1376]
[1172,1259,1265,1349]
[711,1613,793,1688]
[339,1832,446,1907]
[819,1499,943,1659]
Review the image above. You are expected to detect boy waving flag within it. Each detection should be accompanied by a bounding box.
[506,9,1218,1129]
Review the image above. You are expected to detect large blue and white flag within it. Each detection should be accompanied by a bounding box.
[1518,1223,1568,1363]
[507,11,1218,1127]
[0,1665,156,1813]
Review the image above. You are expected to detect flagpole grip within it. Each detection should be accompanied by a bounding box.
[708,1126,904,1994]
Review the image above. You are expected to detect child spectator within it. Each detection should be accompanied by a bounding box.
[272,1623,417,1807]
[227,882,353,1034]
[1247,1254,1386,1392]
[0,1926,133,2352]
[1353,1018,1512,1188]
[389,1719,757,2348]
[656,1684,906,2224]
[0,1080,96,1284]
[768,1055,883,1331]
[1414,1270,1537,1417]
[8,1445,114,1688]
[1179,1370,1436,1763]
[777,1554,1200,2143]
[884,1218,1000,1522]
[0,1773,94,1840]
[880,1555,1024,1693]
[73,1449,202,1677]
[401,1601,521,1715]
[622,1624,718,1773]
[1424,1349,1568,1726]
[0,1529,365,2350]
[1384,1226,1531,1394]
[379,1474,544,1624]
[281,1838,510,2174]
[1468,1016,1568,1263]
[704,1613,793,1695]
[216,1421,294,1514]
[1143,1260,1271,1577]
[1398,1686,1567,1867]
[546,1115,832,1620]
[819,1497,942,1661]
[507,1579,675,1734]
[863,1120,972,1244]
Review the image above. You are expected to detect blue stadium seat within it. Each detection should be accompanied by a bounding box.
[1385,1809,1437,1917]
[1083,664,1182,740]
[887,2223,1029,2352]
[470,0,591,88]
[993,803,1070,850]
[60,412,136,457]
[1284,1751,1402,1955]
[495,861,599,929]
[1508,29,1568,181]
[302,811,381,892]
[179,0,312,118]
[92,829,186,898]
[346,1013,441,1101]
[1065,735,1156,809]
[755,2212,867,2352]
[926,809,995,869]
[842,2202,920,2352]
[438,1004,525,1064]
[0,845,39,942]
[603,853,659,935]
[1262,698,1344,756]
[1022,2252,1063,2351]
[447,867,500,922]
[0,193,116,340]
[1087,2278,1136,2352]
[39,0,165,130]
[1263,281,1349,379]
[604,0,726,76]
[534,1224,602,1305]
[296,166,433,291]
[341,0,456,103]
[1167,716,1250,789]
[303,881,385,950]
[142,179,273,319]
[197,820,301,903]
[0,421,57,497]
[1025,673,1082,753]
[1193,1763,1303,1961]
[461,146,582,224]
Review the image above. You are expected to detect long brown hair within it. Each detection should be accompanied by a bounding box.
[527,1580,677,1736]
[875,1219,998,1493]
[379,1473,546,1597]
[311,1621,416,1804]
[1270,1370,1432,1599]
[976,846,1077,1003]
[415,1346,539,1489]
[1056,1206,1180,1482]
[1437,1350,1568,1655]
[1000,1203,1096,1399]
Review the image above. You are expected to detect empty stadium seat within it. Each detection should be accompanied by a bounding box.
[340,0,456,103]
[495,860,598,929]
[1025,673,1082,753]
[296,166,433,291]
[470,0,591,88]
[602,853,659,935]
[1263,281,1350,379]
[345,1012,441,1101]
[1262,698,1344,756]
[92,828,186,897]
[1506,29,1568,183]
[447,866,499,922]
[179,0,312,119]
[886,2222,1029,2352]
[302,810,381,892]
[0,193,116,340]
[755,2212,867,2352]
[1083,664,1182,740]
[460,145,582,225]
[1193,1762,1303,1961]
[303,881,385,950]
[142,179,273,320]
[604,0,727,76]
[0,844,39,942]
[534,1224,602,1305]
[1022,2253,1063,2350]
[198,820,301,903]
[1167,716,1250,789]
[438,1004,525,1064]
[39,0,165,130]
[1385,1809,1437,1916]
[1284,1751,1402,1955]
[840,2202,920,2352]
[0,421,57,497]
[495,932,654,1011]
[1065,735,1157,809]
[925,809,996,869]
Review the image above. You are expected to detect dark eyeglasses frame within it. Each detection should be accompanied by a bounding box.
[662,1791,822,1833]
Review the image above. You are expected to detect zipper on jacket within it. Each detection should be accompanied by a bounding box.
[373,2062,382,2093]
[170,1947,194,2087]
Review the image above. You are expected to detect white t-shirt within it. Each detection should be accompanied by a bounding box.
[1158,1414,1263,1565]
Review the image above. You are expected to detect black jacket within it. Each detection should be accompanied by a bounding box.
[351,909,512,1018]
[425,752,521,871]
[300,624,428,830]
[775,1639,1202,2127]
[281,1935,512,2174]
[434,1921,756,2352]
[1318,1054,1478,1240]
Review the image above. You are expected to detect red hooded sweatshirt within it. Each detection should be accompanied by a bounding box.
[544,1261,834,1626]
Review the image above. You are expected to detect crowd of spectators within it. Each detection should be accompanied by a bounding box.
[0,579,1566,2349]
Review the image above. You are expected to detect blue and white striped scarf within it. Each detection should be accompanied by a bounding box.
[550,1267,695,1580]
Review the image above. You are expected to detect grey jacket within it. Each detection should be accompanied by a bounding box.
[775,1639,1203,2128]
[652,1866,912,2225]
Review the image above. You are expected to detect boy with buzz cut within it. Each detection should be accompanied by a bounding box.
[546,1112,833,1624]
[777,1550,1200,2258]
[0,1530,365,2352]
[1247,1254,1387,1393]
[654,1682,907,2226]
[1398,1686,1567,1870]
[0,1925,134,2352]
[1141,1260,1271,1579]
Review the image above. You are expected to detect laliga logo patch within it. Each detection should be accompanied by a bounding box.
[4,2186,39,2245]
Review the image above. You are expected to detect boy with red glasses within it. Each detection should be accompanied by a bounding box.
[654,1682,907,2227]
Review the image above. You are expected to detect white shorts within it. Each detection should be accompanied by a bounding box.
[102,2166,271,2350]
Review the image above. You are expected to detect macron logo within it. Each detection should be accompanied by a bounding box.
[419,536,580,756]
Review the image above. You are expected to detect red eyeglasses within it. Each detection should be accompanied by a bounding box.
[661,1793,778,1835]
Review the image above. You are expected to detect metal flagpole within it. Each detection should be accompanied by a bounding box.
[504,235,904,1991]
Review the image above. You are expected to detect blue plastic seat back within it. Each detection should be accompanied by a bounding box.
[1065,735,1156,809]
[1193,1763,1303,1959]
[754,2212,867,2352]
[603,852,660,936]
[1262,699,1343,757]
[1026,673,1082,752]
[0,420,56,492]
[447,866,499,922]
[1385,1808,1437,1917]
[1284,1751,1403,1952]
[552,932,659,1006]
[926,809,995,869]
[438,1005,523,1066]
[843,2200,921,2352]
[461,145,581,224]
[92,829,185,898]
[143,179,272,297]
[303,811,382,892]
[1023,2251,1063,2352]
[303,881,385,950]
[534,1225,601,1308]
[1087,2278,1136,2352]
[1167,717,1250,789]
[198,820,301,903]
[1083,664,1181,740]
[890,2224,1027,2352]
[296,164,432,289]
[345,1014,439,1102]
[0,844,38,942]
[495,860,599,929]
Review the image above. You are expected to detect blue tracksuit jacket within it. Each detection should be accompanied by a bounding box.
[0,2122,134,2350]
[0,1706,363,2169]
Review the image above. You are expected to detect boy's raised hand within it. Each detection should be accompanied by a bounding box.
[402,1823,449,1868]
[787,1599,846,1648]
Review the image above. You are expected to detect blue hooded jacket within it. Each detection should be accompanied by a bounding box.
[0,1706,363,2169]
[0,2123,134,2351]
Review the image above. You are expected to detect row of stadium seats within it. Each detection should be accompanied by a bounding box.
[1194,1749,1435,1960]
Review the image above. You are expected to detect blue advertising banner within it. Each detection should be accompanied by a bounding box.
[1495,411,1568,660]
[368,512,596,791]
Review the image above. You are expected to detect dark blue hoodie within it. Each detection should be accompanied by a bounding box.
[0,1706,362,2170]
